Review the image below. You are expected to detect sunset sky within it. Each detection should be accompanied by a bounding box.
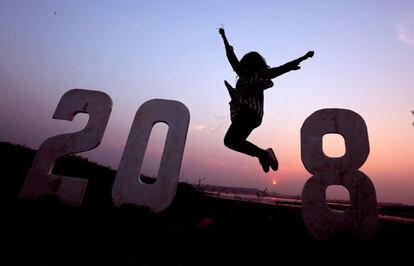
[1,0,413,204]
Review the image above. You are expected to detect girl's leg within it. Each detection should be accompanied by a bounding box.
[224,121,270,172]
[224,121,262,157]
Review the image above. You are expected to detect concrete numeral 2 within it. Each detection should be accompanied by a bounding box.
[19,89,112,206]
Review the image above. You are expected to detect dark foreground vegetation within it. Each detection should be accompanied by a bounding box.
[1,142,413,265]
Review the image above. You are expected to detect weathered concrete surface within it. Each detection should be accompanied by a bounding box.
[301,171,378,240]
[112,99,190,213]
[300,108,377,240]
[19,89,112,206]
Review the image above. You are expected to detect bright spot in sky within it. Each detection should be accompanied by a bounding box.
[272,180,277,185]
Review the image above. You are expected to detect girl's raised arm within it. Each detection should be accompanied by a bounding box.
[219,28,242,75]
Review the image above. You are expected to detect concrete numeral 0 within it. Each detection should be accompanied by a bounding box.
[19,89,112,206]
[300,108,378,240]
[112,99,190,213]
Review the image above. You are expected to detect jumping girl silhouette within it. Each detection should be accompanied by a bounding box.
[219,27,314,173]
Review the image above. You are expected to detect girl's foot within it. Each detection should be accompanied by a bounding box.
[258,154,270,173]
[266,148,279,171]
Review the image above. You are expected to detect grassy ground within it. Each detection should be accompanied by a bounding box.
[1,142,414,265]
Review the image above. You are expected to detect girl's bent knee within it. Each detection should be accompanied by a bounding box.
[224,135,236,149]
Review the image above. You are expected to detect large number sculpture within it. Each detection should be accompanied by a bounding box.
[300,109,378,240]
[19,89,112,206]
[18,90,378,239]
[112,99,190,212]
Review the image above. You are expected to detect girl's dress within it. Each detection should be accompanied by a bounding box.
[229,71,274,126]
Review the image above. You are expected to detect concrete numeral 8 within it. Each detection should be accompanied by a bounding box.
[300,108,378,240]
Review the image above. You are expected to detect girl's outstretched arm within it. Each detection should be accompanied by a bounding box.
[219,28,242,75]
[264,51,314,79]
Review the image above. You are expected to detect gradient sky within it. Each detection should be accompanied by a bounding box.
[1,0,413,204]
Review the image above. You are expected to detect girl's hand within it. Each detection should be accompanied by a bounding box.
[305,51,314,59]
[219,27,225,36]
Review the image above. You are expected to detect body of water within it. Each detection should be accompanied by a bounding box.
[203,191,414,224]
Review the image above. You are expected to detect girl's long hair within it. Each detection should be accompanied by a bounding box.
[239,51,269,75]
